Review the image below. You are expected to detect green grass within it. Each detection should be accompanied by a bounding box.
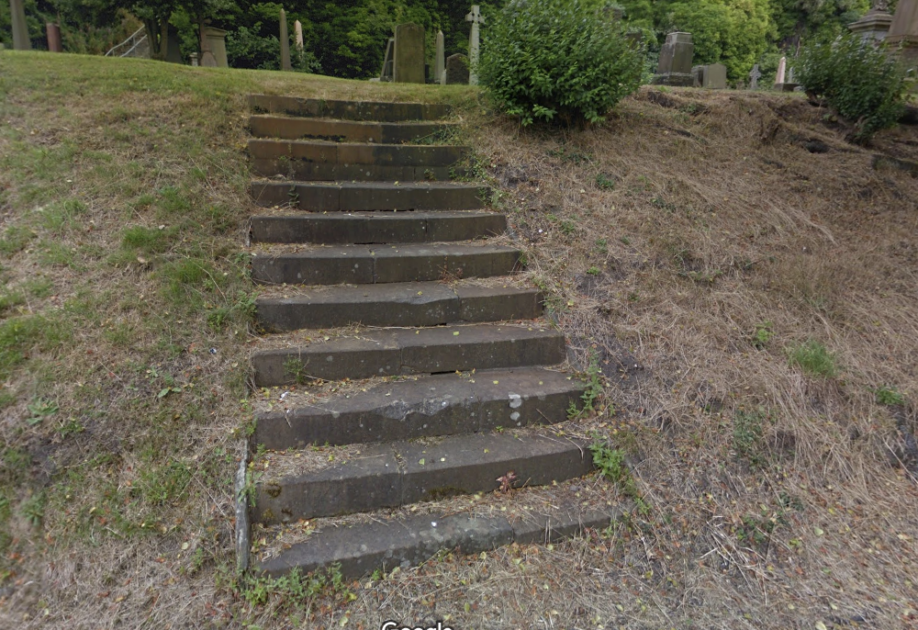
[786,339,839,378]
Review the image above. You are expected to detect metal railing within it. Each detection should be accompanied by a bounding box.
[105,26,147,58]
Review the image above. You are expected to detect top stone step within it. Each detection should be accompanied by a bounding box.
[249,95,451,123]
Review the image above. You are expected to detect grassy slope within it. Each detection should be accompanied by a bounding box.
[1,51,918,628]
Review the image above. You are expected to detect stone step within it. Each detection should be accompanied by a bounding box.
[249,211,506,245]
[248,139,467,181]
[251,432,594,524]
[248,95,451,122]
[257,282,542,332]
[249,180,487,212]
[253,368,584,450]
[249,115,456,144]
[255,505,618,579]
[251,324,566,387]
[251,243,521,286]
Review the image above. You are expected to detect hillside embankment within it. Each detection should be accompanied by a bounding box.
[1,52,918,628]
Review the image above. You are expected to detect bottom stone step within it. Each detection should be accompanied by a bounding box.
[256,505,619,579]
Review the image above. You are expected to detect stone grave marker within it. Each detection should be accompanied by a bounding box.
[11,0,31,50]
[295,20,304,51]
[202,26,228,67]
[394,23,425,83]
[849,0,894,43]
[435,30,445,84]
[379,37,395,81]
[280,8,292,71]
[703,63,727,89]
[886,0,918,58]
[653,32,694,86]
[466,5,484,85]
[446,53,469,84]
[46,23,62,52]
[773,56,798,91]
[774,56,786,85]
[749,64,761,90]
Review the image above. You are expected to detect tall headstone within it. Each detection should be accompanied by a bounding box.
[887,0,918,59]
[849,0,894,44]
[46,22,62,52]
[749,64,761,90]
[10,0,31,50]
[294,20,304,51]
[202,26,228,67]
[379,37,395,81]
[774,56,786,85]
[653,32,694,86]
[435,30,445,84]
[445,53,469,84]
[393,23,425,83]
[280,8,292,71]
[466,5,484,85]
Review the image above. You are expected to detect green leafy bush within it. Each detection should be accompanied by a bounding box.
[797,32,909,143]
[479,0,644,127]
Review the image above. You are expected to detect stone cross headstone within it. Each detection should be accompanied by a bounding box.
[653,32,694,86]
[466,5,484,85]
[280,9,292,71]
[445,53,470,84]
[294,20,304,51]
[394,23,425,83]
[46,22,62,52]
[435,30,445,84]
[379,37,395,81]
[775,56,786,85]
[749,64,761,89]
[10,0,31,50]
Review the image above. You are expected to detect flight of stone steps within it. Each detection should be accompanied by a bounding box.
[240,94,614,579]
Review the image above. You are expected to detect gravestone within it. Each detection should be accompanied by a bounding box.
[749,64,761,89]
[379,37,395,81]
[435,30,445,84]
[849,0,894,43]
[394,23,425,83]
[202,27,228,67]
[887,0,918,59]
[46,22,62,52]
[692,64,726,89]
[446,53,469,85]
[653,32,694,86]
[10,0,31,50]
[703,63,727,89]
[295,20,304,51]
[280,9,292,71]
[466,5,484,85]
[189,52,199,66]
[773,56,798,91]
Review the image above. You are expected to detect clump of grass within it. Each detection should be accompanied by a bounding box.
[786,339,838,377]
[874,386,905,406]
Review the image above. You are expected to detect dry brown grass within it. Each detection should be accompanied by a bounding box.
[2,52,918,629]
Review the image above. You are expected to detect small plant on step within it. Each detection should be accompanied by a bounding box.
[283,356,309,385]
[590,436,644,511]
[569,349,606,419]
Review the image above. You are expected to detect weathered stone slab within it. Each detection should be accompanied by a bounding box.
[256,282,461,331]
[653,32,694,86]
[399,434,593,504]
[257,512,514,579]
[253,444,401,524]
[247,95,450,122]
[253,368,584,449]
[248,116,458,144]
[456,284,540,322]
[250,181,487,211]
[445,54,470,85]
[249,212,506,245]
[394,23,425,84]
[251,246,375,285]
[371,244,520,283]
[510,506,617,544]
[251,324,566,386]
